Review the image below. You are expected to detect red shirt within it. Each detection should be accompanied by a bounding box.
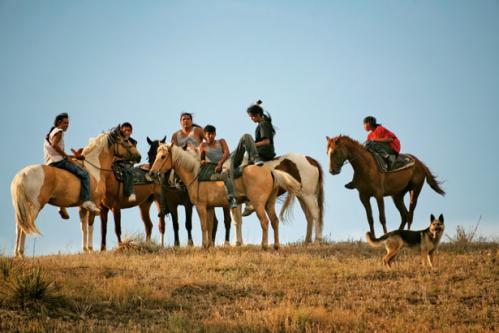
[367,125,401,154]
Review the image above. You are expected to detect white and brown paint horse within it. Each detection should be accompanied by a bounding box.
[150,143,303,249]
[11,126,140,257]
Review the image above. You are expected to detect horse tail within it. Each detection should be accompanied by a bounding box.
[418,159,446,196]
[11,168,42,235]
[365,232,386,248]
[314,159,325,230]
[271,169,302,222]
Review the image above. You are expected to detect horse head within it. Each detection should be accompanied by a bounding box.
[149,143,173,176]
[326,136,348,175]
[146,136,166,164]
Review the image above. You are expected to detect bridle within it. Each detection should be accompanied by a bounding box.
[83,132,137,172]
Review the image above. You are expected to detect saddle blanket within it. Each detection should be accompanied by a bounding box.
[113,162,155,185]
[370,152,415,172]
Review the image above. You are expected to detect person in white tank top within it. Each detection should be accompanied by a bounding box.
[43,113,100,215]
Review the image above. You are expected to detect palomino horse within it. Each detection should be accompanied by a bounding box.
[99,136,166,251]
[150,143,303,249]
[11,126,140,257]
[326,135,445,237]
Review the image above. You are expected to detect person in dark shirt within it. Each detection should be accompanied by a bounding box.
[230,100,276,215]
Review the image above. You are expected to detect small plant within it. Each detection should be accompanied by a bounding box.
[447,216,481,244]
[114,235,161,254]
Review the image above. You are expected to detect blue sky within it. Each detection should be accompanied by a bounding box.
[1,1,498,255]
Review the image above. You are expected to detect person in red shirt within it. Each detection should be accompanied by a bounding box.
[345,116,401,189]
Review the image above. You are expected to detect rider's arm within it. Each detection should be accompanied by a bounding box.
[218,139,230,167]
[199,143,207,166]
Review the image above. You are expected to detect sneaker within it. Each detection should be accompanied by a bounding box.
[128,193,136,202]
[228,197,238,209]
[58,207,70,220]
[242,203,255,216]
[344,181,355,190]
[82,201,100,214]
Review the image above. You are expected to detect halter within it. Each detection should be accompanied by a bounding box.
[155,145,201,190]
[83,132,137,172]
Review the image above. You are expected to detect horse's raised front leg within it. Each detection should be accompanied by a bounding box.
[359,194,376,237]
[100,205,109,251]
[375,195,388,234]
[139,200,153,241]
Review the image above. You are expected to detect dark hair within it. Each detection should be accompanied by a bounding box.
[180,112,193,121]
[121,122,133,130]
[204,125,216,133]
[363,116,379,128]
[46,113,68,142]
[247,100,275,135]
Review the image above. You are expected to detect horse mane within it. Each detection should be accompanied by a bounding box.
[82,132,110,156]
[170,145,200,175]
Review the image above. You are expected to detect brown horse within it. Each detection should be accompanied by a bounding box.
[11,127,140,257]
[99,136,166,251]
[150,143,303,249]
[326,135,445,237]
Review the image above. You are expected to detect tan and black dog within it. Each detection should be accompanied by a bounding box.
[366,214,445,268]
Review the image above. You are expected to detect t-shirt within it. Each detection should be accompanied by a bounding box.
[367,125,401,154]
[44,127,65,164]
[255,120,275,160]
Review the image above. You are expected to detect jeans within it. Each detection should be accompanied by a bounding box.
[230,134,260,173]
[50,159,91,201]
[365,141,397,169]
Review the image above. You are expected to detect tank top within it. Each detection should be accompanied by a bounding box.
[205,141,224,164]
[175,127,201,147]
[44,127,65,164]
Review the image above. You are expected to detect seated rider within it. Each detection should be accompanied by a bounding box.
[230,100,276,215]
[114,122,141,202]
[199,125,237,208]
[345,116,401,189]
[158,112,204,217]
[44,112,100,214]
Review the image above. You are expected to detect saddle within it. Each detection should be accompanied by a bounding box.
[112,161,155,185]
[370,152,415,173]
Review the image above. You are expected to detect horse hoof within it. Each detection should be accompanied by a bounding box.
[174,241,180,247]
[100,247,106,252]
[236,241,242,247]
[224,241,230,247]
[274,244,280,250]
[187,240,194,247]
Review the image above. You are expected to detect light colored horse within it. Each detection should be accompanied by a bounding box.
[149,143,303,249]
[11,127,140,257]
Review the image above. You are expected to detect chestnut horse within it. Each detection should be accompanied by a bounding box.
[150,143,303,249]
[326,135,445,237]
[11,127,140,257]
[99,136,166,251]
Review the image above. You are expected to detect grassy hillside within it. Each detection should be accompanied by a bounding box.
[1,241,497,332]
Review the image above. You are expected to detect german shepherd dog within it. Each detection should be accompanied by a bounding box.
[366,214,445,268]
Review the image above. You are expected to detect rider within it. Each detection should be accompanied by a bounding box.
[158,112,204,217]
[44,113,100,214]
[114,122,141,202]
[199,125,237,208]
[345,116,401,189]
[230,100,276,215]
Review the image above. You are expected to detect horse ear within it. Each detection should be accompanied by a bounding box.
[147,136,153,145]
[160,136,166,143]
[438,214,444,223]
[326,136,330,142]
[430,214,435,221]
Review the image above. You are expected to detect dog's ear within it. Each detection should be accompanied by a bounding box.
[438,214,444,223]
[431,214,435,221]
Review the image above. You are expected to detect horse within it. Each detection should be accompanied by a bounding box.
[326,135,445,237]
[99,136,166,251]
[11,126,140,257]
[149,143,303,249]
[148,139,232,246]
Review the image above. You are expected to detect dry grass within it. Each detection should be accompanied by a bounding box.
[0,241,497,332]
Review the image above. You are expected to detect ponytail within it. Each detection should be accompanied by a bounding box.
[247,100,276,135]
[46,113,68,143]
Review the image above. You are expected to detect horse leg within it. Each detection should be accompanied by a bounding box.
[15,224,26,257]
[87,213,95,252]
[298,197,313,243]
[359,194,376,237]
[171,206,180,247]
[185,203,194,246]
[154,199,166,247]
[212,210,219,244]
[139,200,153,241]
[112,207,122,244]
[100,206,109,251]
[223,206,231,246]
[79,208,89,252]
[375,195,388,234]
[195,205,209,248]
[207,207,215,247]
[265,195,280,250]
[392,194,409,230]
[231,205,243,246]
[407,185,423,230]
[254,203,270,250]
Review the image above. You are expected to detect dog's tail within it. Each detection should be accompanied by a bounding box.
[365,232,387,248]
